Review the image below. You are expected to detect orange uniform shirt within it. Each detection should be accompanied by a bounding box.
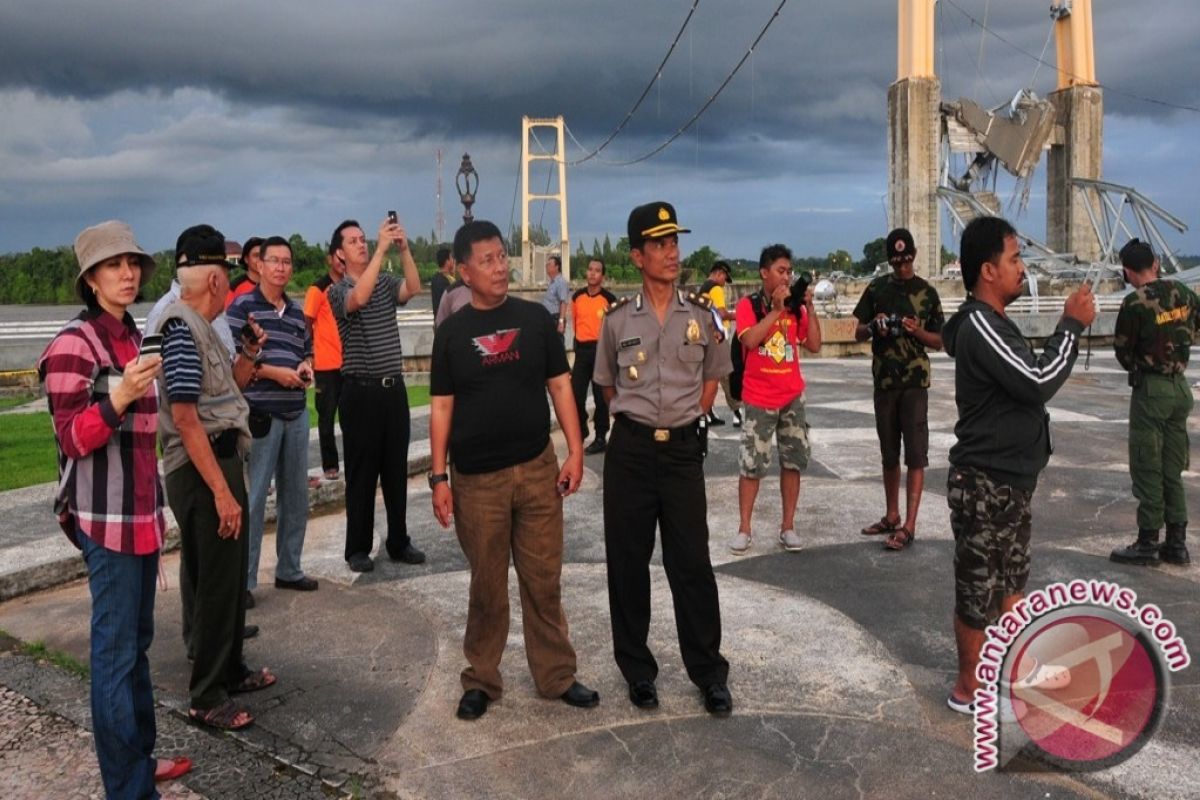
[571,288,617,343]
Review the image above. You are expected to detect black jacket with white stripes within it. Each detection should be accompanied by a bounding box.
[942,298,1086,491]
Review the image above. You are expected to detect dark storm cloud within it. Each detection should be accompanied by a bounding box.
[0,1,1197,256]
[2,2,1195,150]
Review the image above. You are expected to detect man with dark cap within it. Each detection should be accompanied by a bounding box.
[852,228,944,550]
[155,225,277,730]
[1109,238,1198,567]
[594,201,733,716]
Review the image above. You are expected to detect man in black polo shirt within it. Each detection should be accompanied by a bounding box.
[429,220,597,720]
[327,217,425,573]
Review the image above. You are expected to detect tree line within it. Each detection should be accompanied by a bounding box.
[0,232,453,305]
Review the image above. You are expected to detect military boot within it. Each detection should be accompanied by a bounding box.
[1160,523,1190,566]
[1110,529,1161,566]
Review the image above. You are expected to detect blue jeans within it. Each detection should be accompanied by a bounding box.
[247,410,311,588]
[80,535,159,800]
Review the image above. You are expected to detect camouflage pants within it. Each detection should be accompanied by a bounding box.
[1129,373,1193,530]
[739,396,810,479]
[947,466,1033,630]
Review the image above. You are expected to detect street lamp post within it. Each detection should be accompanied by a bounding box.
[455,153,478,226]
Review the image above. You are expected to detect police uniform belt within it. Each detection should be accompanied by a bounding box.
[616,413,699,443]
[346,374,404,388]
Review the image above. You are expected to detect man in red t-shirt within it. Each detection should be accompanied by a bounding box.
[729,244,822,555]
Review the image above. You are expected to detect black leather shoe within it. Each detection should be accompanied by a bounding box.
[348,553,375,573]
[456,689,489,720]
[241,624,259,640]
[628,680,658,709]
[703,683,732,716]
[560,681,600,708]
[584,437,607,455]
[389,544,426,565]
[275,576,319,591]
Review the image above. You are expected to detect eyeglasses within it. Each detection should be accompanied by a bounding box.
[263,256,293,267]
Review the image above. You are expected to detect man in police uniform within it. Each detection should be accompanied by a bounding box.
[594,201,733,716]
[1109,238,1198,567]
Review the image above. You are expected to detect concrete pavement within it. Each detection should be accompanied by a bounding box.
[0,353,1197,799]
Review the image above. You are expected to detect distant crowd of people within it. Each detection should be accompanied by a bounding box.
[38,200,1195,796]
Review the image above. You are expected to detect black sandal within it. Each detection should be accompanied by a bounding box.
[884,526,915,550]
[189,699,253,730]
[861,516,900,536]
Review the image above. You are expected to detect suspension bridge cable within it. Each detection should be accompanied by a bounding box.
[567,0,702,166]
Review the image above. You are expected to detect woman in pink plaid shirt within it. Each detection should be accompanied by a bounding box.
[38,221,191,797]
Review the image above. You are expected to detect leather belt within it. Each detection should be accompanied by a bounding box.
[208,428,240,458]
[346,374,404,388]
[616,414,698,443]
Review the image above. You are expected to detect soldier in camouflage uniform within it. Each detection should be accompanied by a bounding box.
[852,228,943,550]
[1109,239,1199,567]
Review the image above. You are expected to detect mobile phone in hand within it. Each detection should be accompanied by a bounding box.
[556,479,570,496]
[137,334,163,362]
[387,210,398,224]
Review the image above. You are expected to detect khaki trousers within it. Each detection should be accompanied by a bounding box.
[451,442,578,699]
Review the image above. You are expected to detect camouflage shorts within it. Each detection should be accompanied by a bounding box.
[947,466,1033,630]
[739,396,811,479]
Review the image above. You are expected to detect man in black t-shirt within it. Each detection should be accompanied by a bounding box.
[429,220,599,721]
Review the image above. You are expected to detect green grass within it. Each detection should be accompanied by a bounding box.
[0,386,432,492]
[304,384,430,428]
[0,411,58,490]
[21,641,89,680]
[0,392,39,411]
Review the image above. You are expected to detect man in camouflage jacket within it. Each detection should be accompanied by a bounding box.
[1109,239,1199,567]
[852,228,944,550]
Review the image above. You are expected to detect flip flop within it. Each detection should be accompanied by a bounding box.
[155,756,193,782]
[189,699,253,731]
[230,666,277,694]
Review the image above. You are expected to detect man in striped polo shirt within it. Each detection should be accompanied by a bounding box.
[327,217,425,573]
[227,236,318,600]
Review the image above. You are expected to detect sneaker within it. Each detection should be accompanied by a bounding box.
[348,553,375,573]
[731,409,742,427]
[707,413,726,427]
[584,437,607,455]
[728,532,752,555]
[778,530,803,552]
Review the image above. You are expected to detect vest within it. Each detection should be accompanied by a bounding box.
[155,301,251,476]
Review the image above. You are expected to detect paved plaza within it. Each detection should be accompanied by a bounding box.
[0,352,1197,799]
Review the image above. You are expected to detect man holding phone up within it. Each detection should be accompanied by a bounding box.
[429,220,597,720]
[327,215,424,572]
[226,236,317,600]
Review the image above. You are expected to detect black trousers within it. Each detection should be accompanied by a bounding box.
[314,369,343,472]
[571,341,609,441]
[602,418,729,688]
[166,453,249,710]
[339,377,411,560]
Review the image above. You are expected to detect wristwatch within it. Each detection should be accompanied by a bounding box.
[427,472,449,489]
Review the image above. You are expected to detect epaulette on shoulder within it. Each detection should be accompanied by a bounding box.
[608,295,632,312]
[685,291,712,310]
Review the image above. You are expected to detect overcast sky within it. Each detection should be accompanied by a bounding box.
[1,0,1197,263]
